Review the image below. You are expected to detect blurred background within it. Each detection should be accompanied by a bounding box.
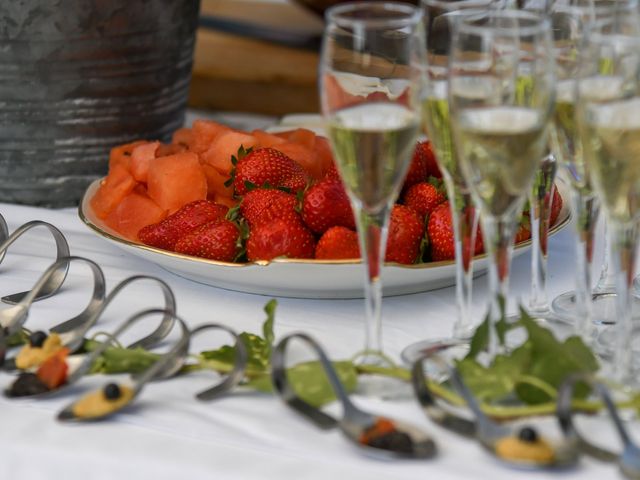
[193,0,325,116]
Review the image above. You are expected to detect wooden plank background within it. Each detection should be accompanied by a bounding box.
[190,0,323,115]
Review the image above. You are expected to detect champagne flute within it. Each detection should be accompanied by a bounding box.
[449,10,555,356]
[320,2,424,386]
[577,7,640,382]
[547,0,637,338]
[401,0,498,364]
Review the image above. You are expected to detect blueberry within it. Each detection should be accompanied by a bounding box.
[103,383,121,400]
[518,426,539,443]
[29,331,47,348]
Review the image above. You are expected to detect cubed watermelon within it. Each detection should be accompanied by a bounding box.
[104,190,166,241]
[90,163,138,219]
[201,130,258,175]
[130,141,160,183]
[147,152,207,213]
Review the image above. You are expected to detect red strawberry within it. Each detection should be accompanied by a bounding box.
[315,226,360,260]
[138,200,228,251]
[428,202,455,261]
[422,141,442,179]
[247,217,316,261]
[385,205,425,264]
[324,161,342,181]
[174,220,240,262]
[402,142,430,191]
[233,148,309,196]
[402,182,446,220]
[429,202,483,263]
[240,188,298,228]
[302,178,355,234]
[515,224,532,243]
[550,187,563,226]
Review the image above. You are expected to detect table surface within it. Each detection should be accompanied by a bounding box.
[0,199,623,480]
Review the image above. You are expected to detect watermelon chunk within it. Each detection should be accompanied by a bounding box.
[275,128,317,150]
[315,136,335,179]
[104,190,166,241]
[130,141,160,183]
[147,152,207,213]
[214,194,238,209]
[90,163,138,219]
[201,130,258,175]
[191,120,231,154]
[171,127,194,148]
[275,142,322,180]
[108,140,146,172]
[202,164,234,199]
[252,129,287,149]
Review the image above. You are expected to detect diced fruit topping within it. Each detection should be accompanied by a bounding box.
[233,148,309,196]
[359,418,415,454]
[247,217,315,262]
[174,220,240,262]
[518,426,539,443]
[302,178,355,234]
[315,226,360,260]
[385,205,425,265]
[104,383,122,400]
[138,200,228,251]
[36,348,69,389]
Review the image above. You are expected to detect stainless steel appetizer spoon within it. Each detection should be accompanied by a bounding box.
[0,220,70,304]
[51,274,178,352]
[271,332,437,460]
[411,343,578,469]
[188,323,248,401]
[4,307,189,399]
[0,214,7,263]
[0,256,106,366]
[57,308,191,422]
[557,374,640,479]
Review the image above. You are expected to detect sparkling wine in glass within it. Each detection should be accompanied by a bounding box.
[320,2,424,387]
[577,8,640,383]
[449,10,555,355]
[401,0,499,364]
[547,0,639,338]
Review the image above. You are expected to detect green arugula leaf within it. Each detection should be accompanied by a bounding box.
[246,360,358,408]
[84,340,160,374]
[457,343,532,402]
[466,314,489,359]
[200,299,278,373]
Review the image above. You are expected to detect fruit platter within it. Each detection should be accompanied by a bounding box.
[79,118,570,298]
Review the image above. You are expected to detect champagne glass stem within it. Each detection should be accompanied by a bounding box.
[354,206,390,361]
[595,219,616,294]
[571,189,599,338]
[611,221,640,384]
[449,184,479,339]
[481,213,518,357]
[528,152,558,316]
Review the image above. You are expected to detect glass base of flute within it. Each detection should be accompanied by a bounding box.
[400,187,479,366]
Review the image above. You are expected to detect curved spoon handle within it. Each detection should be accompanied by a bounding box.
[272,332,355,430]
[65,308,187,387]
[189,323,247,401]
[411,351,476,437]
[0,256,105,343]
[557,374,633,464]
[53,275,176,352]
[0,221,70,305]
[0,214,7,263]
[129,311,190,395]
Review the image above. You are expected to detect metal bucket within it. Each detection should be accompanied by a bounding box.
[0,0,201,207]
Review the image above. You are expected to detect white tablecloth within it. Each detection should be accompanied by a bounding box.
[0,201,619,479]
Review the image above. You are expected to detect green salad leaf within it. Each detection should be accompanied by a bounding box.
[461,308,599,405]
